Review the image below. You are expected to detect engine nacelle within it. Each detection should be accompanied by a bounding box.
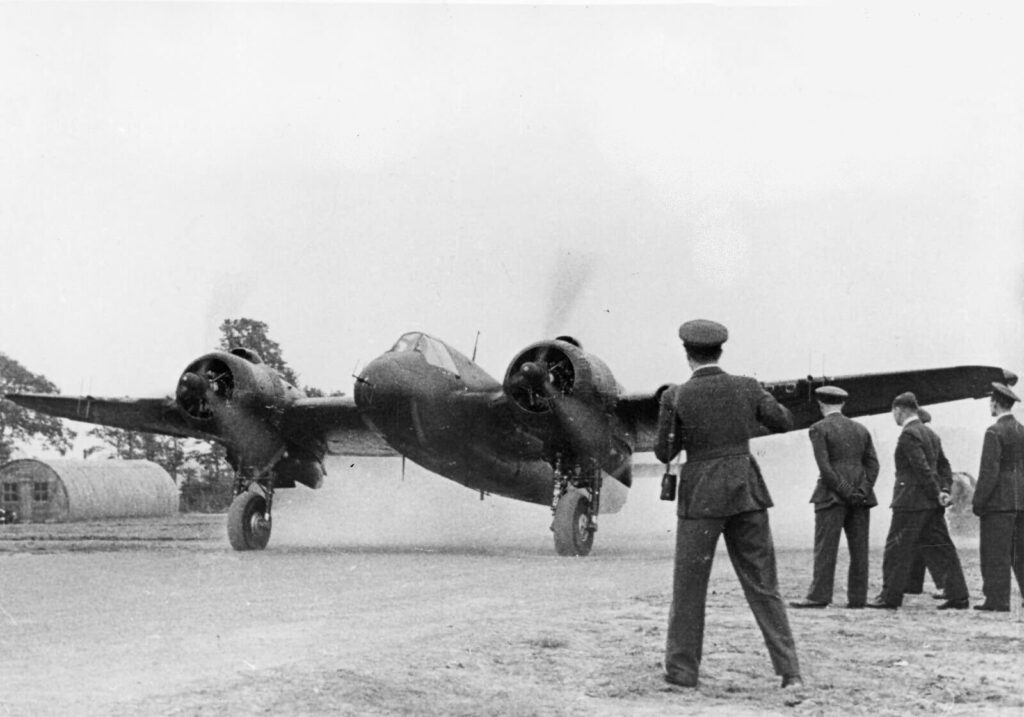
[503,338,620,417]
[176,348,302,423]
[175,348,306,476]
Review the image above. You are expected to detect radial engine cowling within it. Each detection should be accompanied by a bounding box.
[503,338,620,418]
[175,348,300,425]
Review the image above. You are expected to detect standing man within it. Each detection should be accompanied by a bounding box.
[655,319,802,689]
[791,386,879,609]
[904,408,949,600]
[972,382,1024,612]
[867,392,970,610]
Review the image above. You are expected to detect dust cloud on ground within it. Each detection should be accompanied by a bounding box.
[271,457,567,553]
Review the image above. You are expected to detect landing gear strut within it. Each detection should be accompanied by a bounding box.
[550,455,602,557]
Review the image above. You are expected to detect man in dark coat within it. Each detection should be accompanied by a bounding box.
[972,382,1024,612]
[655,319,802,689]
[904,408,949,599]
[867,392,970,610]
[790,386,879,609]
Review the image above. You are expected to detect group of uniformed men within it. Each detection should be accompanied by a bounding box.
[654,319,1024,690]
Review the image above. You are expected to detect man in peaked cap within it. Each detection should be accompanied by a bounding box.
[972,382,1024,612]
[656,319,802,689]
[790,386,879,609]
[867,392,970,609]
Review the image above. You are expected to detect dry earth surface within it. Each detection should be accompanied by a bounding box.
[1,459,1023,717]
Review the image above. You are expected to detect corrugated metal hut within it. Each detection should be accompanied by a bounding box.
[0,458,178,523]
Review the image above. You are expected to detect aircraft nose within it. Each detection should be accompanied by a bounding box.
[354,354,405,409]
[1004,369,1018,387]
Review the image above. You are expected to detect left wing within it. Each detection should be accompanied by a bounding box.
[620,364,1014,453]
[6,393,400,457]
[4,394,216,440]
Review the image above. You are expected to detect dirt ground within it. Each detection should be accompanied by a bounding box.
[1,506,1023,717]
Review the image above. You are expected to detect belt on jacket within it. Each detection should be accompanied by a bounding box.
[686,444,751,462]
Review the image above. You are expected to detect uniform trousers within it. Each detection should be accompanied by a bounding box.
[979,511,1024,608]
[665,509,800,684]
[806,504,870,605]
[879,508,968,606]
[905,553,942,589]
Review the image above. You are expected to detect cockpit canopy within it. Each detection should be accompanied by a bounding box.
[390,332,460,376]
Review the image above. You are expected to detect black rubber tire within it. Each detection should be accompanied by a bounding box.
[552,490,594,557]
[227,490,272,551]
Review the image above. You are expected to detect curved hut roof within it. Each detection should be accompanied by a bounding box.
[0,458,178,520]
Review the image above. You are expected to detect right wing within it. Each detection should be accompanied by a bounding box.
[765,365,1012,431]
[619,364,1013,452]
[3,393,215,440]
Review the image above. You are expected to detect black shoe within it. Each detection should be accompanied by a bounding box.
[973,603,1010,612]
[931,591,947,600]
[937,599,969,610]
[663,674,697,688]
[789,599,828,609]
[845,602,865,609]
[865,597,898,610]
[781,675,804,689]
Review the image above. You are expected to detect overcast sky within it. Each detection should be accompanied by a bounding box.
[2,3,1022,406]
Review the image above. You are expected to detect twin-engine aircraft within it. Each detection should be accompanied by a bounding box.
[5,333,1015,556]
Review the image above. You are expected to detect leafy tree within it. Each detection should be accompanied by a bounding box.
[217,317,343,397]
[218,318,301,386]
[178,443,233,512]
[301,386,347,398]
[0,353,76,463]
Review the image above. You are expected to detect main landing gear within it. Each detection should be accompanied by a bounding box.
[550,456,602,557]
[226,450,282,551]
[227,485,273,550]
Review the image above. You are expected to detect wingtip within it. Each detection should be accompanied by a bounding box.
[1004,370,1018,387]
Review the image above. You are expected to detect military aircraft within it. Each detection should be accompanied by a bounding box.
[4,334,1015,556]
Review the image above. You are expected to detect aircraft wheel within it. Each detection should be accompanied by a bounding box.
[552,490,594,557]
[227,489,272,551]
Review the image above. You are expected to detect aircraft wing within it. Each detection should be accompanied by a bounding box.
[620,365,1012,453]
[3,393,215,440]
[281,396,399,457]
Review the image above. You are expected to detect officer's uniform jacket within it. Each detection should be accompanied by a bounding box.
[654,365,793,518]
[972,414,1024,515]
[891,418,952,511]
[808,412,880,510]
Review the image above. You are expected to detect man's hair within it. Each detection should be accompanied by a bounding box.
[993,392,1015,410]
[685,344,723,364]
[892,392,919,410]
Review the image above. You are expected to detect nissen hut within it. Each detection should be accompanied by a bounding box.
[0,459,178,523]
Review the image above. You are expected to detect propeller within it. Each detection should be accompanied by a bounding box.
[176,371,211,418]
[176,360,232,419]
[515,353,608,459]
[506,343,577,413]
